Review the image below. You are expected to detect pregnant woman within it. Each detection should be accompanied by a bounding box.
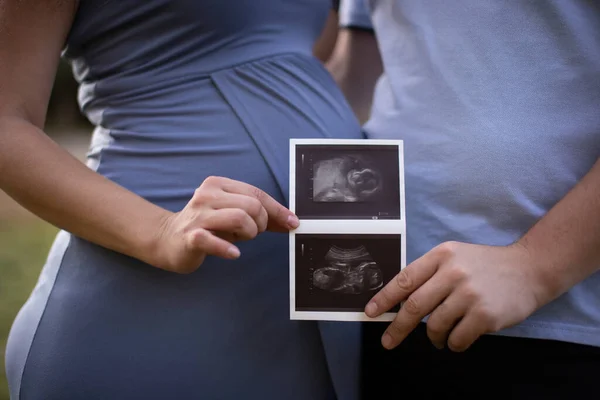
[2,1,363,399]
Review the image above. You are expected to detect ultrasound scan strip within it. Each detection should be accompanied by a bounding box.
[289,139,406,322]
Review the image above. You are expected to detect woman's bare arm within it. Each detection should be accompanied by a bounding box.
[0,0,178,264]
[0,0,297,273]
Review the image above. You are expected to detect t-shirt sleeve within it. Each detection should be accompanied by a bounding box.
[338,0,373,30]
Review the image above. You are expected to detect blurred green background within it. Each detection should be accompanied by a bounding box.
[0,60,91,400]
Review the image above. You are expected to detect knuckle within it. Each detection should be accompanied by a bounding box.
[192,188,215,205]
[394,271,414,293]
[251,186,266,201]
[187,229,207,248]
[426,320,445,338]
[192,187,205,202]
[247,198,263,217]
[203,175,221,187]
[461,285,480,303]
[436,241,458,259]
[230,209,248,228]
[402,296,422,316]
[447,264,468,282]
[193,187,204,197]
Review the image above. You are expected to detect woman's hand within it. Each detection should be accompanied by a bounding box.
[153,176,299,274]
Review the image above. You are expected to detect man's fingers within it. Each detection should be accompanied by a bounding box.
[446,308,489,353]
[379,274,451,350]
[201,208,259,241]
[426,291,468,349]
[186,228,241,260]
[365,251,441,318]
[218,177,299,231]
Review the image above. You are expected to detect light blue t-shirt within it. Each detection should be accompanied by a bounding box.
[340,0,600,347]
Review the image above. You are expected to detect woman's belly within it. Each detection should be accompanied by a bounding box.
[90,54,364,212]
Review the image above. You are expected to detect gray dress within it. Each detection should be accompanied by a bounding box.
[5,1,363,399]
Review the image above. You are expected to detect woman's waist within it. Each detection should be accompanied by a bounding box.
[81,52,331,119]
[81,51,363,149]
[87,95,361,159]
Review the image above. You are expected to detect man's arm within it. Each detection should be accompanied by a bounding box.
[325,0,383,124]
[365,157,600,351]
[314,8,339,63]
[326,28,383,124]
[519,157,600,300]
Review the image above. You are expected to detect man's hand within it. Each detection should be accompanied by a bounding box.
[365,241,550,352]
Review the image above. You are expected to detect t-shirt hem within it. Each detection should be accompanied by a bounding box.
[491,321,600,348]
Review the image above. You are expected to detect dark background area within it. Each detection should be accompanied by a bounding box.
[45,60,92,134]
[295,234,401,313]
[295,144,401,220]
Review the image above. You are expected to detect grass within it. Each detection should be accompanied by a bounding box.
[0,217,59,400]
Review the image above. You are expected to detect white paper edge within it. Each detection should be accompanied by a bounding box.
[289,138,407,322]
[289,141,297,320]
[291,311,397,322]
[293,220,404,234]
[398,140,407,270]
[290,138,403,146]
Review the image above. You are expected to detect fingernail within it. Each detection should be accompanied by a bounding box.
[433,342,444,350]
[227,246,241,259]
[365,302,378,317]
[382,333,394,349]
[287,215,300,229]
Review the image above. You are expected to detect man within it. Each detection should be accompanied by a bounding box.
[327,1,600,398]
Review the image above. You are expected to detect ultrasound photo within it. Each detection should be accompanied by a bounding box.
[295,144,401,220]
[312,245,383,294]
[313,155,382,203]
[294,234,401,313]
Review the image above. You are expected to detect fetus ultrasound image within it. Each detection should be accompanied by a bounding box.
[295,234,401,313]
[295,144,401,219]
[313,156,382,202]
